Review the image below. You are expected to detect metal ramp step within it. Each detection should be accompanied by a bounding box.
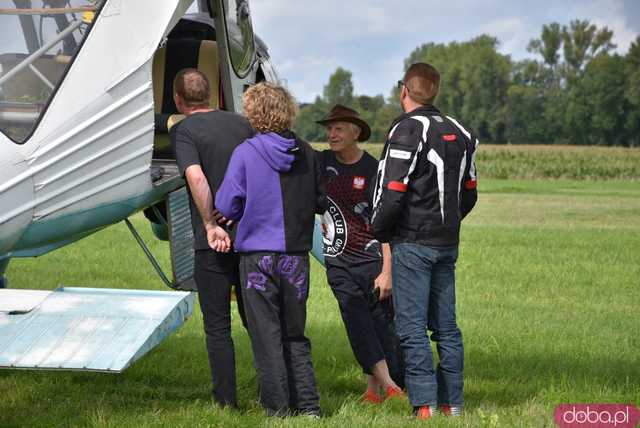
[0,287,194,372]
[167,187,196,291]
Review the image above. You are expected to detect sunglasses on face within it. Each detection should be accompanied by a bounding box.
[397,80,410,93]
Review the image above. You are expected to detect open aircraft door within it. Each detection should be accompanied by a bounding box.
[210,0,258,112]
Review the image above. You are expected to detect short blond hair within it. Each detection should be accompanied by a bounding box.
[243,82,298,134]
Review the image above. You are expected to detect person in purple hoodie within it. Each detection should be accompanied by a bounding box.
[215,82,324,417]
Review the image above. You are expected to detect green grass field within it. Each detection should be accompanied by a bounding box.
[2,177,639,427]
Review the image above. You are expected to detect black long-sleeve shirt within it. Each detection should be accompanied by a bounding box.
[371,105,478,246]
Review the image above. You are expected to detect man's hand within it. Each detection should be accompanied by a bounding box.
[206,223,231,252]
[374,270,392,300]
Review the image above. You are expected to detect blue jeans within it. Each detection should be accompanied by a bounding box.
[392,243,463,407]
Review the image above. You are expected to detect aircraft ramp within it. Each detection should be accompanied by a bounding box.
[0,287,194,372]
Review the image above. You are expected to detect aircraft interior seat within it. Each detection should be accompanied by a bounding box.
[152,39,220,158]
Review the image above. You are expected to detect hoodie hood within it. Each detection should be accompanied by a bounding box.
[247,132,296,172]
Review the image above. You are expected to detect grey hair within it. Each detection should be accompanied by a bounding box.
[349,123,361,138]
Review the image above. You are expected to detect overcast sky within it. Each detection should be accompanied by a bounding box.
[250,0,640,103]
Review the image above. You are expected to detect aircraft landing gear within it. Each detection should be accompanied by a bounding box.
[0,258,9,288]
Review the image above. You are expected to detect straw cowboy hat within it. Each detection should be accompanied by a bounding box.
[316,104,371,142]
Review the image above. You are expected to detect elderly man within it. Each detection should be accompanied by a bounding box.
[171,68,254,408]
[316,105,404,403]
[372,63,478,419]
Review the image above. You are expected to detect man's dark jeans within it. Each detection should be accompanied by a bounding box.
[194,250,246,407]
[392,243,464,408]
[239,252,320,416]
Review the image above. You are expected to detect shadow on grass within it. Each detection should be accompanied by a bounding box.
[0,327,356,426]
[0,333,223,427]
[464,347,639,407]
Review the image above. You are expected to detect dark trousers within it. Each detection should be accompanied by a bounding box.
[326,261,405,388]
[239,252,320,416]
[194,250,247,407]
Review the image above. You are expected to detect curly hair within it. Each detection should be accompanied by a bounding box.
[243,82,298,134]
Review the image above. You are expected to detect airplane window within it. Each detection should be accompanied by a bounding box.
[222,0,255,78]
[0,0,104,144]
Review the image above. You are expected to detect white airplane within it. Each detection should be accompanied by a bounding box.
[0,0,319,373]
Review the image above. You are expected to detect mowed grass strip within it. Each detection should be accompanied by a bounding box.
[1,179,639,427]
[313,143,640,180]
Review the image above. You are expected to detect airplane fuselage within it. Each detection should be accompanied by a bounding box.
[0,1,194,265]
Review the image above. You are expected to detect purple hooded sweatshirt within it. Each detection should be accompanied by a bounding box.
[216,132,318,253]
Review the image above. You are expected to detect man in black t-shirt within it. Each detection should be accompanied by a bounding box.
[171,69,254,408]
[316,105,404,403]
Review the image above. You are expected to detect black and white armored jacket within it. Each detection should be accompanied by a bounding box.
[371,105,478,247]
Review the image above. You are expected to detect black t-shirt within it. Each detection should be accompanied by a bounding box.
[318,149,381,267]
[172,110,254,251]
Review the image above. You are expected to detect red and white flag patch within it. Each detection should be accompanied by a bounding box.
[353,176,365,190]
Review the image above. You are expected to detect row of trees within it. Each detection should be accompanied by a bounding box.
[294,20,640,146]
